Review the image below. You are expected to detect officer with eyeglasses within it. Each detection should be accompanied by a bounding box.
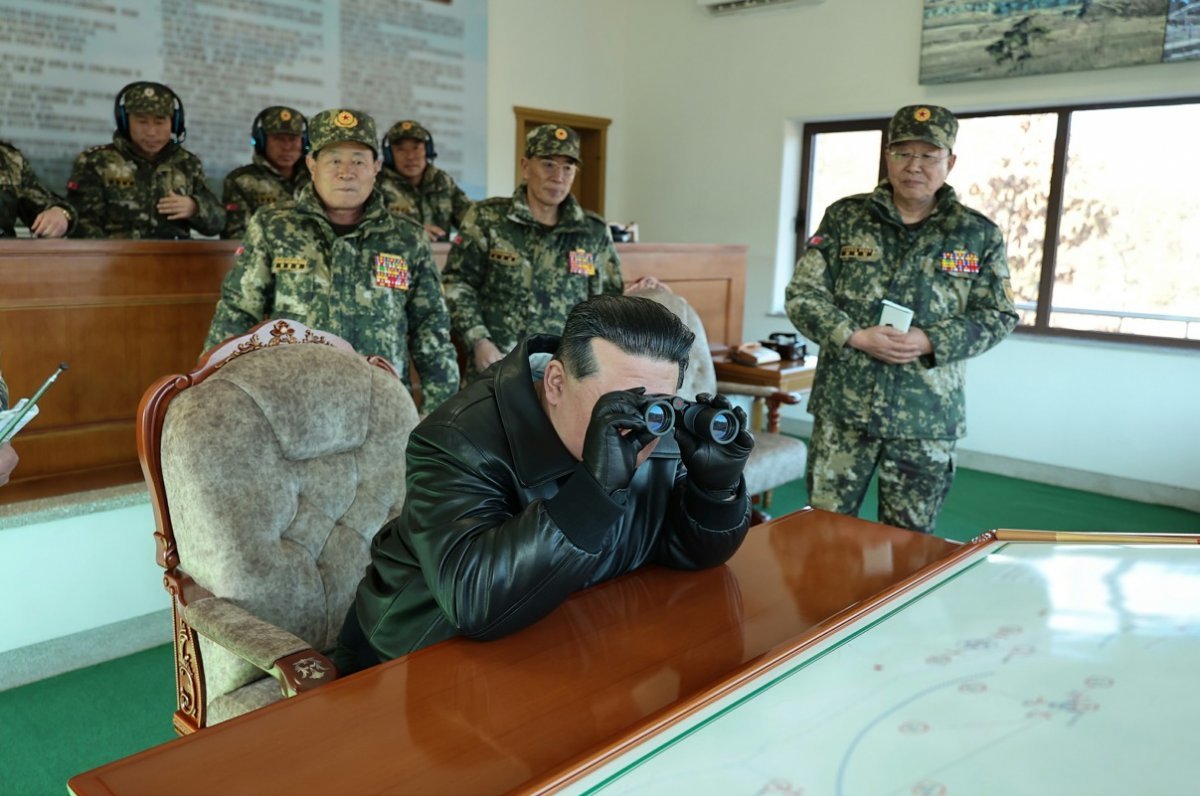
[784,104,1018,535]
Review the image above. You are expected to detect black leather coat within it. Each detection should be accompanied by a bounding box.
[353,334,751,661]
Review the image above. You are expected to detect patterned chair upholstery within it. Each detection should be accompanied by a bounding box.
[632,287,808,521]
[138,320,418,734]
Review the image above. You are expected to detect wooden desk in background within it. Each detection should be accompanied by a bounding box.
[67,509,961,796]
[0,241,745,504]
[714,356,817,433]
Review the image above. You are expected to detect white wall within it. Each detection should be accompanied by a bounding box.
[0,503,162,654]
[485,0,632,213]
[608,0,1200,495]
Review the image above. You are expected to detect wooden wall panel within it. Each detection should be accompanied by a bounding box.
[0,241,744,505]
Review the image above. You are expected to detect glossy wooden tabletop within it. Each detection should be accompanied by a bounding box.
[68,508,960,796]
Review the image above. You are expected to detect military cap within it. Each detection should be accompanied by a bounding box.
[122,83,177,117]
[307,108,378,155]
[258,106,306,135]
[888,105,958,151]
[525,124,581,163]
[385,119,432,143]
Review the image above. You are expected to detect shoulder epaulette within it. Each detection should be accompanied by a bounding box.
[582,208,608,225]
[475,196,510,208]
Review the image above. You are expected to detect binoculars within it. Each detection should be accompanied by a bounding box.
[637,395,741,445]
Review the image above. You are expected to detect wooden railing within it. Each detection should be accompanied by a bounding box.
[0,241,745,504]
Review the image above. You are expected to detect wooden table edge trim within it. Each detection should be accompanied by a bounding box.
[524,531,984,795]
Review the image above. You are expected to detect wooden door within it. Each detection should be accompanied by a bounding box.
[513,106,611,216]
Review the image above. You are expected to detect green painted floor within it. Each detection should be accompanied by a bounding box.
[2,468,1197,795]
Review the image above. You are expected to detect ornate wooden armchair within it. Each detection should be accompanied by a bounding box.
[632,287,809,523]
[137,319,418,734]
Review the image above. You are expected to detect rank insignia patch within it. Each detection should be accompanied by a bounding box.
[568,248,595,276]
[840,244,880,261]
[272,257,308,272]
[375,253,409,290]
[488,249,521,265]
[941,250,980,274]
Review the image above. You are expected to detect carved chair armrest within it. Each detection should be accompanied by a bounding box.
[765,391,802,410]
[182,596,337,696]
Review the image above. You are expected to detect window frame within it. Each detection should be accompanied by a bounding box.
[795,96,1200,351]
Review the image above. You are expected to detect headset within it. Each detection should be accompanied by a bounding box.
[113,81,186,143]
[250,107,309,155]
[382,123,437,168]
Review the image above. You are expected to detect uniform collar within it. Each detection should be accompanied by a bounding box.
[291,183,391,232]
[493,335,578,486]
[111,132,178,165]
[507,184,587,230]
[872,180,958,226]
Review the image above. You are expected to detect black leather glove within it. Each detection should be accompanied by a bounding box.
[675,393,754,496]
[580,388,659,500]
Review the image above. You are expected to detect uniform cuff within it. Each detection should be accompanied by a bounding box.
[829,322,856,350]
[463,325,491,350]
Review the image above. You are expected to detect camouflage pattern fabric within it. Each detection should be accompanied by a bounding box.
[525,124,581,162]
[888,104,958,150]
[0,367,7,411]
[67,133,224,239]
[120,83,177,116]
[307,108,377,155]
[256,106,306,136]
[377,163,473,234]
[220,153,311,240]
[204,183,459,412]
[383,119,433,146]
[0,141,75,237]
[786,181,1017,440]
[807,416,956,534]
[441,186,623,365]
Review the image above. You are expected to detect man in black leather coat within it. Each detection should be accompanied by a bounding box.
[334,294,754,672]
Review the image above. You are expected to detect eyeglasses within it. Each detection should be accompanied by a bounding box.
[888,150,949,165]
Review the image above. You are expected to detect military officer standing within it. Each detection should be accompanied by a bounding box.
[376,119,472,241]
[221,106,311,239]
[68,82,224,239]
[204,108,459,413]
[0,140,74,238]
[785,105,1018,534]
[442,124,623,377]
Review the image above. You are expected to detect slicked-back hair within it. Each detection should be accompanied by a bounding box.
[555,295,695,389]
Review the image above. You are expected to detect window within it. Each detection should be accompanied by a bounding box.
[796,97,1200,348]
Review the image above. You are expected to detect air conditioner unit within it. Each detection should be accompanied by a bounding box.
[697,0,824,14]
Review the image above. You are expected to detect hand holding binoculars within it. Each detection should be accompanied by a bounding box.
[636,394,741,445]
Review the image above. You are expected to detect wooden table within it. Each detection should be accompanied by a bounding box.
[556,530,1200,795]
[68,509,960,796]
[713,356,818,432]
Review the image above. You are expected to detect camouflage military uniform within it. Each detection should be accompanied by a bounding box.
[377,120,472,235]
[786,105,1017,534]
[221,154,310,239]
[204,108,459,413]
[68,133,224,239]
[0,141,75,237]
[221,106,311,240]
[0,367,7,411]
[441,187,622,366]
[377,165,472,233]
